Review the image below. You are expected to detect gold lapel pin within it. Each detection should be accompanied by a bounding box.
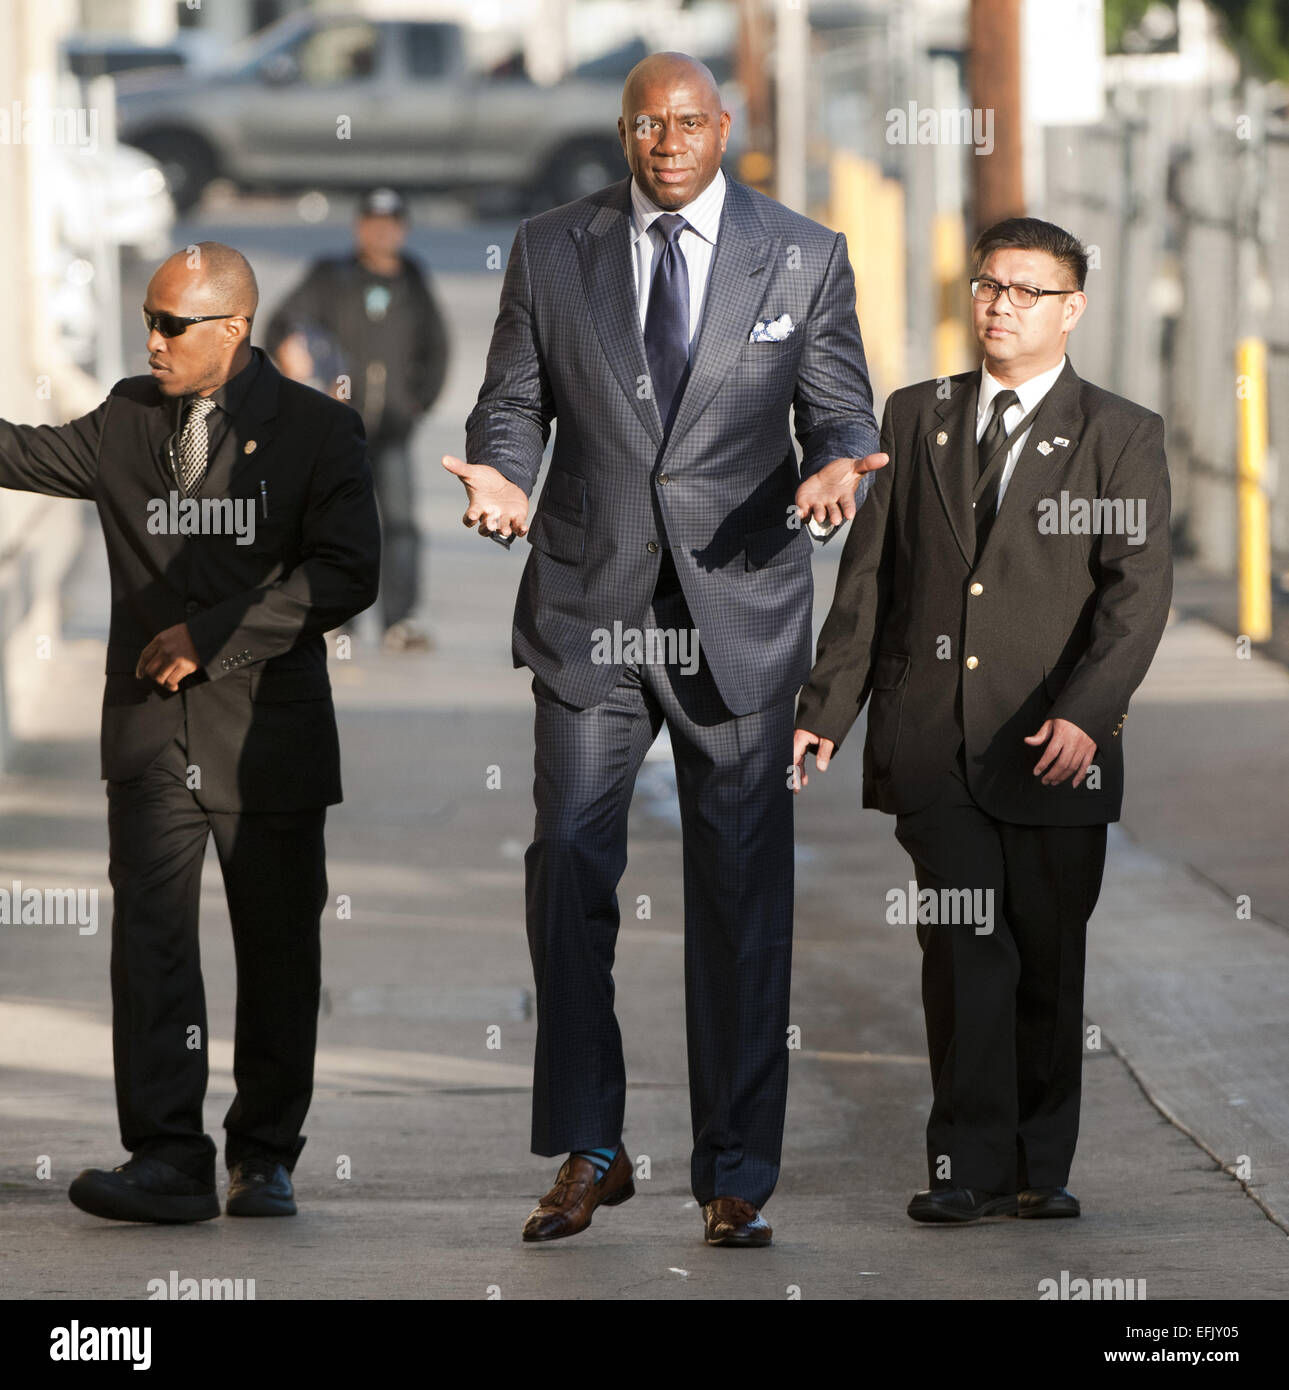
[244,440,257,454]
[935,430,948,445]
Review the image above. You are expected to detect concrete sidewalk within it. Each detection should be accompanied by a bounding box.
[1,423,1287,1300]
[2,254,1286,1299]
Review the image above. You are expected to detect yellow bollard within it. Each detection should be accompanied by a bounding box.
[829,150,906,401]
[1236,337,1271,642]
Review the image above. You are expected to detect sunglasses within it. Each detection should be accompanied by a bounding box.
[142,309,242,338]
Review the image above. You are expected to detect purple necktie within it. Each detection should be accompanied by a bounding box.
[643,213,690,434]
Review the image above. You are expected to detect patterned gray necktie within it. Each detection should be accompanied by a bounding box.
[178,395,217,495]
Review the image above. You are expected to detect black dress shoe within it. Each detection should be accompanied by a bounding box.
[226,1158,297,1217]
[1017,1186,1080,1218]
[907,1187,1018,1223]
[68,1156,219,1224]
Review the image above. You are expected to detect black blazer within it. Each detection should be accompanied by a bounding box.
[796,359,1173,825]
[0,350,380,811]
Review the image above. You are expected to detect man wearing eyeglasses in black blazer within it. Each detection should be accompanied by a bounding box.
[0,242,380,1223]
[794,218,1173,1224]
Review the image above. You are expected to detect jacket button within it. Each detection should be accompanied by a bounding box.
[969,582,984,596]
[658,473,671,485]
[185,600,198,614]
[965,656,979,670]
[646,541,659,553]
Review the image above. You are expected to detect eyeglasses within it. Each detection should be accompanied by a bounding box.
[142,309,243,338]
[970,278,1073,309]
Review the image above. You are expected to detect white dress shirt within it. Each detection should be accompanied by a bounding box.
[629,166,726,347]
[975,356,1067,510]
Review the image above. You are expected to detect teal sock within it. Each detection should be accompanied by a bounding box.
[572,1145,619,1182]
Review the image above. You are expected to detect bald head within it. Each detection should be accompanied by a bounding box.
[618,51,730,211]
[144,242,258,397]
[151,242,259,322]
[621,52,722,123]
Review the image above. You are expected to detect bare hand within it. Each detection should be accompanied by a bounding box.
[136,624,200,692]
[791,727,836,794]
[442,454,529,539]
[1024,717,1097,787]
[274,332,314,383]
[794,453,889,530]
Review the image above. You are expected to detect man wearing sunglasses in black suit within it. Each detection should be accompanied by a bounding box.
[0,242,380,1222]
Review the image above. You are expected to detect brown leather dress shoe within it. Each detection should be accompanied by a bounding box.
[521,1146,634,1242]
[703,1196,773,1246]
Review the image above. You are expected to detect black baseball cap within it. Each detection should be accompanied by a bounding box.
[358,187,407,220]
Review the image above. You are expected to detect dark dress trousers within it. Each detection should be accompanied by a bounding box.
[467,174,878,1207]
[0,349,380,1182]
[796,359,1173,1192]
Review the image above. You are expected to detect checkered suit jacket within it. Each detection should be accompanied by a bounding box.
[466,174,879,715]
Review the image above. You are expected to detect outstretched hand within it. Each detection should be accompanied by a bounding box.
[442,454,529,539]
[794,452,888,531]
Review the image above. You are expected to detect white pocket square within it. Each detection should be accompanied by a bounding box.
[749,312,794,343]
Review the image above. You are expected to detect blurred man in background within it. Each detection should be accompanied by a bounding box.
[269,188,449,651]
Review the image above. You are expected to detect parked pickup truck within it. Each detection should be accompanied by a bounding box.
[115,12,634,213]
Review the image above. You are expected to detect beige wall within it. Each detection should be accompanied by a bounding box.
[0,0,100,769]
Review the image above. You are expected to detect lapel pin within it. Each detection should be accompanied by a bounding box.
[1053,436,1070,447]
[244,440,257,454]
[1036,440,1053,456]
[936,430,948,445]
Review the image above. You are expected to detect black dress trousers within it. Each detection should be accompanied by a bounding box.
[106,732,327,1185]
[893,749,1107,1193]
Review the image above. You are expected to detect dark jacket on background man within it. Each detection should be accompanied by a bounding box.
[267,253,449,440]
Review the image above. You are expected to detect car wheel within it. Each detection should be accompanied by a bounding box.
[540,139,626,210]
[129,130,217,215]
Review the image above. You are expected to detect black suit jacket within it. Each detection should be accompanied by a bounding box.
[0,349,380,811]
[795,359,1173,824]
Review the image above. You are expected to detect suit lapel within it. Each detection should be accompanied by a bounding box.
[573,180,662,446]
[571,175,777,455]
[198,353,282,499]
[661,178,777,457]
[924,373,979,567]
[978,358,1084,563]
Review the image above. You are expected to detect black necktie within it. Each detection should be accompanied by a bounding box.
[973,388,1019,559]
[643,213,690,435]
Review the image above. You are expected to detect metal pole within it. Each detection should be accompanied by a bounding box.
[775,0,808,211]
[1235,81,1271,640]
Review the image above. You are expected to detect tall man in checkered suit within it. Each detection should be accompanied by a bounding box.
[444,52,885,1246]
